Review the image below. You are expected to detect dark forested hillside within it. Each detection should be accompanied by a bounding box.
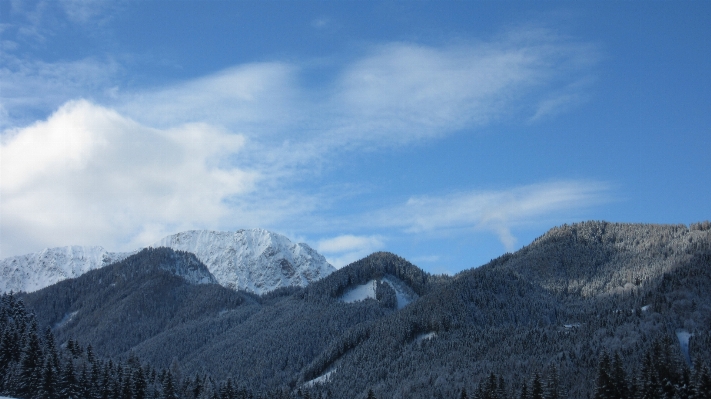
[13,221,711,399]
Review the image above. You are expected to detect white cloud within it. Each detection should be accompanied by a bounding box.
[375,181,610,251]
[116,32,596,153]
[325,34,596,146]
[0,100,255,257]
[120,63,299,134]
[317,234,385,268]
[0,28,602,258]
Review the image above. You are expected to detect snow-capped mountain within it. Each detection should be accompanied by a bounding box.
[0,229,335,295]
[154,229,335,294]
[0,246,133,294]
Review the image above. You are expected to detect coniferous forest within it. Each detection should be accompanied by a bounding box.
[2,221,711,399]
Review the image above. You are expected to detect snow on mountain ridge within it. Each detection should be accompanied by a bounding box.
[154,229,336,294]
[0,246,134,294]
[1,229,335,295]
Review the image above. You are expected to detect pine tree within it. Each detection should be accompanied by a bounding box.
[121,365,133,399]
[519,381,529,399]
[483,372,497,399]
[595,352,613,399]
[163,370,178,399]
[87,344,96,364]
[691,363,711,399]
[545,365,560,399]
[59,359,81,399]
[366,388,376,399]
[531,373,544,399]
[133,366,148,399]
[192,374,204,399]
[611,352,629,399]
[89,360,101,399]
[497,375,506,399]
[38,356,58,399]
[79,363,90,399]
[17,318,43,398]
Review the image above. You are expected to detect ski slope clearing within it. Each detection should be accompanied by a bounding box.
[339,275,418,309]
[340,280,377,303]
[382,275,418,309]
[303,369,336,388]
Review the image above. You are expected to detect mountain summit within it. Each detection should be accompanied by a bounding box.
[154,229,335,294]
[1,229,335,295]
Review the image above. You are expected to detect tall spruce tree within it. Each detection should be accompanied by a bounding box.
[59,359,81,399]
[594,352,613,399]
[531,373,544,399]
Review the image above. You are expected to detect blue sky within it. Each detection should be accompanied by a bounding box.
[1,1,709,274]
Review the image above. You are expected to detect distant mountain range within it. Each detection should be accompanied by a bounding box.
[0,228,335,295]
[11,221,711,399]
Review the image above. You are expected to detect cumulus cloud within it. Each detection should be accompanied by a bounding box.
[317,235,385,268]
[0,100,255,257]
[375,181,610,251]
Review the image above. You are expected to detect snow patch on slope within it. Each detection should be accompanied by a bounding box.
[340,280,377,303]
[154,229,335,294]
[303,369,336,388]
[676,329,693,366]
[0,246,133,293]
[415,332,437,342]
[55,311,78,329]
[383,276,418,309]
[339,275,418,309]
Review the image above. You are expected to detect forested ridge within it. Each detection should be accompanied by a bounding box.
[4,221,711,398]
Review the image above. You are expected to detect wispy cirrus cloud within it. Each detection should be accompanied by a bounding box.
[374,181,611,251]
[317,235,385,268]
[0,57,121,129]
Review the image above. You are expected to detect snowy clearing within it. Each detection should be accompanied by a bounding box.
[415,332,437,342]
[676,329,693,365]
[339,275,419,309]
[54,311,78,328]
[303,369,336,387]
[340,280,377,303]
[382,276,418,309]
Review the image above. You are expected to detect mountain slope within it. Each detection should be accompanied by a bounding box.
[21,248,402,390]
[17,221,711,399]
[154,229,335,294]
[307,221,711,398]
[21,247,238,356]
